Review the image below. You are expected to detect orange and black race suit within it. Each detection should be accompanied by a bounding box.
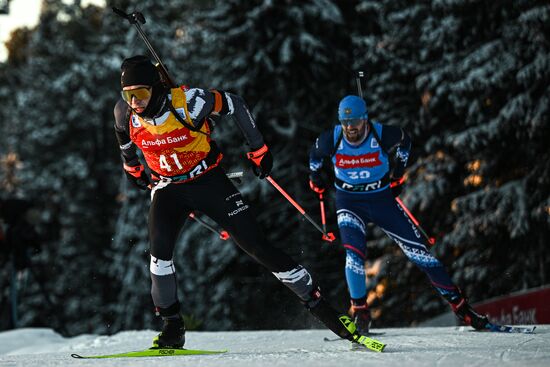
[112,86,314,314]
[114,87,264,183]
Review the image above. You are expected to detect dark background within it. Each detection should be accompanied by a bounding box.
[0,0,548,336]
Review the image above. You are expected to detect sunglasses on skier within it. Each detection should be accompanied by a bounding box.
[121,87,152,103]
[340,118,366,127]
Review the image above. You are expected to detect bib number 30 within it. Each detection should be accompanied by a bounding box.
[348,170,371,180]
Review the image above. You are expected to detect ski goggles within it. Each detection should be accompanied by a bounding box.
[339,118,366,127]
[121,87,152,103]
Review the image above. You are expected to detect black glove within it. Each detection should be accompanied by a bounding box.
[309,173,326,194]
[123,163,151,190]
[390,176,405,197]
[247,144,273,179]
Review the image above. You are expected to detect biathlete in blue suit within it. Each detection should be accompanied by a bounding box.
[308,95,490,333]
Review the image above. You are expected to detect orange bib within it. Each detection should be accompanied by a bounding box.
[129,87,220,179]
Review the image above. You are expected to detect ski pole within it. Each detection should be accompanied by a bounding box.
[318,192,336,242]
[188,212,230,240]
[359,70,434,247]
[265,176,335,242]
[390,182,436,246]
[394,196,435,246]
[186,170,242,240]
[356,70,365,98]
[112,7,177,88]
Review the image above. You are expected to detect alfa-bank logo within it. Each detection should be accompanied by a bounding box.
[335,153,381,168]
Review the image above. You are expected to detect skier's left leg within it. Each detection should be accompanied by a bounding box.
[148,182,191,348]
[335,207,371,333]
[192,168,366,341]
[370,189,489,329]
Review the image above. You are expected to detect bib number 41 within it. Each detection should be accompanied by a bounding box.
[159,154,183,172]
[159,154,208,178]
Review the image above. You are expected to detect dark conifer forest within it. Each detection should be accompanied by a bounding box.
[0,0,548,335]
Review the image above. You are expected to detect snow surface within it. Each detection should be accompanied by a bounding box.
[0,326,549,367]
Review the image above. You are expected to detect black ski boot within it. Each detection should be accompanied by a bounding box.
[152,303,186,349]
[450,298,489,330]
[350,298,371,335]
[302,285,356,340]
[302,285,385,352]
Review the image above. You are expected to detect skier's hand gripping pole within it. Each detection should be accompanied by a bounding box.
[266,176,335,242]
[390,181,436,247]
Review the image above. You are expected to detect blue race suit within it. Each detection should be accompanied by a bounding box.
[309,122,461,303]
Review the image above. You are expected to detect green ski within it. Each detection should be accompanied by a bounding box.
[339,315,386,352]
[71,347,228,359]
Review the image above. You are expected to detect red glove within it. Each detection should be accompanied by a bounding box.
[123,163,151,190]
[390,176,405,197]
[247,144,273,179]
[309,172,326,194]
[309,179,325,194]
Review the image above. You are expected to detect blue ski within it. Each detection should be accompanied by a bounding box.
[484,322,536,334]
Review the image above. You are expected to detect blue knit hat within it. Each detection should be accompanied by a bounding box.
[338,95,368,122]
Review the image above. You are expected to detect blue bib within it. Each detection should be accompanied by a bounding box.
[331,122,390,190]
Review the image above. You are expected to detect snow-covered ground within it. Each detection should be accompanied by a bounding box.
[0,326,548,367]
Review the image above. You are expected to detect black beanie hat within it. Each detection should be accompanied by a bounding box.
[120,55,161,88]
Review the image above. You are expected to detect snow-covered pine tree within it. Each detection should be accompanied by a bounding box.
[3,0,123,335]
[414,0,550,302]
[352,0,550,326]
[183,0,357,329]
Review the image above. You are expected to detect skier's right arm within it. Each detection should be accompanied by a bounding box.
[113,100,151,190]
[308,130,334,193]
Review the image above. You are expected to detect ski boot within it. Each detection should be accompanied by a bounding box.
[450,297,489,330]
[152,303,186,349]
[302,285,385,352]
[350,298,371,335]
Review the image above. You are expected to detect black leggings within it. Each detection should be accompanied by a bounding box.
[149,166,296,271]
[148,166,301,309]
